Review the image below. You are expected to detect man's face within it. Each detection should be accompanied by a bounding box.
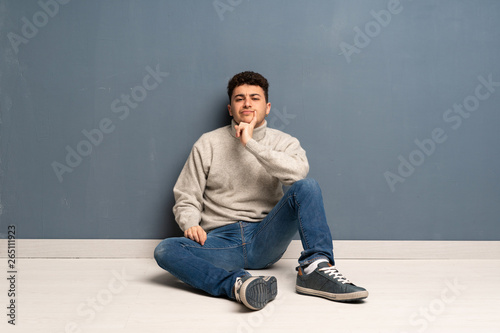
[228,84,271,127]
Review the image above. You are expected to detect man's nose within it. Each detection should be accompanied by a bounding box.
[243,98,252,107]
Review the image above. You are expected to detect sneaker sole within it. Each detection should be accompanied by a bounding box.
[296,285,368,302]
[240,276,278,310]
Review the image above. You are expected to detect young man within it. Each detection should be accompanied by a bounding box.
[154,71,368,310]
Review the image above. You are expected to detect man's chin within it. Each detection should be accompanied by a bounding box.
[235,117,252,124]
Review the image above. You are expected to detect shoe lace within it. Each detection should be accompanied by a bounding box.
[234,277,243,303]
[319,266,352,284]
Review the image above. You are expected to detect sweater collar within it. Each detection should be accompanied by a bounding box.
[230,119,267,141]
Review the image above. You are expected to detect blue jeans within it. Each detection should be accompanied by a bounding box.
[154,178,334,299]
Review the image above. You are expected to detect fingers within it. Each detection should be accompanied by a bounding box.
[184,226,207,246]
[193,227,206,246]
[185,227,198,242]
[199,229,207,245]
[234,125,241,138]
[250,111,257,126]
[235,119,254,144]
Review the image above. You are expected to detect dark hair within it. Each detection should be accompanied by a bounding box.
[227,71,269,102]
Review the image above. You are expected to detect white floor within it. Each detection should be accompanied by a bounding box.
[2,257,499,333]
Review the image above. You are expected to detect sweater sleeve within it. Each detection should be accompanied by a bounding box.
[244,134,309,186]
[172,141,209,232]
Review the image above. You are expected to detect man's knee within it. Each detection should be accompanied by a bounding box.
[154,238,182,267]
[293,178,321,193]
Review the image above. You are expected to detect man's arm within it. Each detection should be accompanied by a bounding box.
[173,142,208,245]
[246,136,309,185]
[235,112,309,185]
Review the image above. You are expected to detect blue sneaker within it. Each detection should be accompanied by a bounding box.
[234,276,277,310]
[296,262,368,302]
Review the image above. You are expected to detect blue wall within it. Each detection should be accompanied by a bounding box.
[1,0,499,240]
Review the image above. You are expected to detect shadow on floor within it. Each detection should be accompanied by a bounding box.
[148,272,216,298]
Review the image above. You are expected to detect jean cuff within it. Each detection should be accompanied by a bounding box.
[300,255,330,268]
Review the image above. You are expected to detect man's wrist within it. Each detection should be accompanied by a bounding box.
[244,138,260,152]
[182,223,200,232]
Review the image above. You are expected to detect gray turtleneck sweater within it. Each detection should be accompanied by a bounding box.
[173,120,309,232]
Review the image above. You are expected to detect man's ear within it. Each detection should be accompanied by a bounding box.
[228,104,232,116]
